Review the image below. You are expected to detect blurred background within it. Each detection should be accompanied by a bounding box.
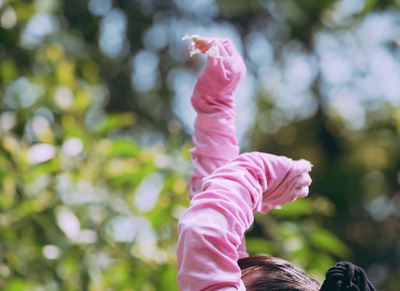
[0,0,400,290]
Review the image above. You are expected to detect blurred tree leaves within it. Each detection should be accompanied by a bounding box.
[1,0,400,290]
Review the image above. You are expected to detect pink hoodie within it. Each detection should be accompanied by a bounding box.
[177,37,313,290]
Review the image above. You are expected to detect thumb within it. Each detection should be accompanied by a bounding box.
[291,159,313,176]
[285,159,313,200]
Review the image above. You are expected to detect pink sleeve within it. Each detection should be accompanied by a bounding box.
[187,37,248,259]
[189,38,246,198]
[177,152,312,290]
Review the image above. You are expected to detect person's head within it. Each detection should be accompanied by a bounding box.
[239,256,321,291]
[239,256,377,291]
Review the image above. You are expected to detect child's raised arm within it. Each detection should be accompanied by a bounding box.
[183,36,246,198]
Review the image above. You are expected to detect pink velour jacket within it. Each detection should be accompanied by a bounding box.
[177,37,313,291]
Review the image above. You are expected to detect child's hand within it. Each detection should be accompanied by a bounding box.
[260,155,312,212]
[218,152,313,213]
[192,38,213,54]
[184,35,246,95]
[183,35,218,56]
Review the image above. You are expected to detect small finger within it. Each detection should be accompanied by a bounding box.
[193,38,213,53]
[296,173,312,188]
[292,159,313,175]
[294,186,309,198]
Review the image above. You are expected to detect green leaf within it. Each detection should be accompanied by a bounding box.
[158,264,179,290]
[363,0,379,12]
[311,228,351,258]
[93,113,137,135]
[6,279,31,291]
[0,59,17,81]
[246,237,276,256]
[109,139,140,157]
[271,198,313,218]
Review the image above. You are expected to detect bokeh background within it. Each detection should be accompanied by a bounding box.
[1,0,400,290]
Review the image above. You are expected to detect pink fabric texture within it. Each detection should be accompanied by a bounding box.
[189,37,246,198]
[177,153,312,290]
[187,37,248,259]
[177,37,313,290]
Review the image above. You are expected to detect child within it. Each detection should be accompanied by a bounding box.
[177,36,375,291]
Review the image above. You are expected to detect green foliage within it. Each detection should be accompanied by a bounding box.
[1,0,399,290]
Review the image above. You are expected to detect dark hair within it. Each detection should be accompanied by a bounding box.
[320,261,376,291]
[238,256,321,291]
